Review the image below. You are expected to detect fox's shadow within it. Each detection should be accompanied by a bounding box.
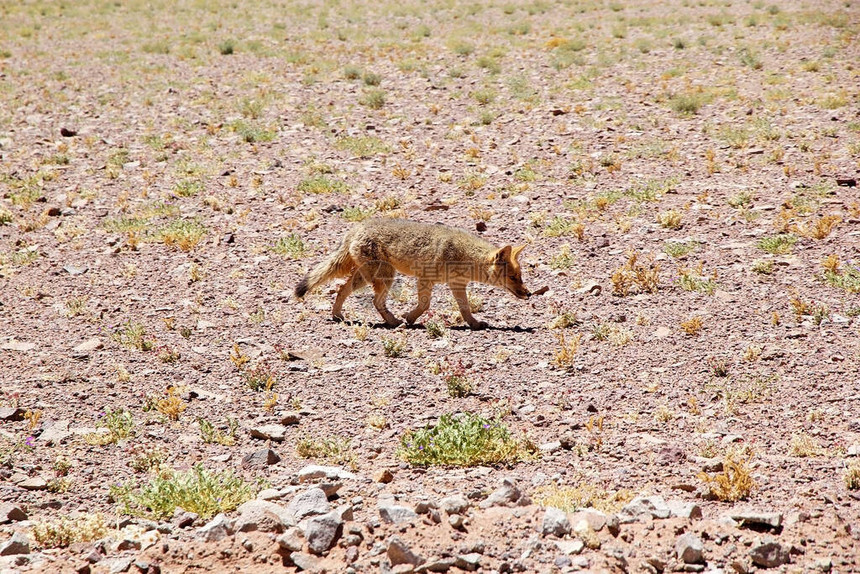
[333,318,533,333]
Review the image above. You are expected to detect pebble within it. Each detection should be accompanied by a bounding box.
[387,535,423,567]
[248,424,287,442]
[305,511,343,554]
[540,507,571,537]
[675,533,704,564]
[749,536,791,568]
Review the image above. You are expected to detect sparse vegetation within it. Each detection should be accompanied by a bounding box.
[534,482,633,514]
[296,435,357,468]
[398,412,535,467]
[111,465,257,520]
[611,252,660,296]
[32,514,109,548]
[699,456,755,502]
[757,234,797,254]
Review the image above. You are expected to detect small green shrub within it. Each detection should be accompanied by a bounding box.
[757,234,797,254]
[272,234,307,258]
[110,465,257,520]
[111,321,154,352]
[297,175,349,194]
[398,412,536,467]
[198,417,238,446]
[218,40,235,55]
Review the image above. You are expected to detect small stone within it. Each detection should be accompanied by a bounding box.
[196,513,233,542]
[249,424,287,442]
[668,501,703,520]
[107,557,132,574]
[257,488,282,501]
[60,127,77,137]
[606,514,620,536]
[0,532,30,556]
[0,408,25,421]
[287,488,331,522]
[675,533,704,564]
[539,441,561,453]
[555,539,585,555]
[280,411,301,425]
[439,495,470,515]
[335,503,354,522]
[305,510,343,554]
[297,464,355,482]
[595,237,610,248]
[171,510,198,529]
[573,520,600,549]
[0,505,26,524]
[388,536,423,566]
[749,537,790,568]
[652,326,672,340]
[242,448,281,469]
[289,552,321,571]
[618,496,671,523]
[729,511,782,530]
[74,338,104,354]
[0,341,35,352]
[541,507,571,537]
[454,553,481,571]
[18,477,48,491]
[277,527,305,553]
[235,499,293,533]
[379,504,417,525]
[375,469,394,483]
[64,264,88,275]
[569,509,607,531]
[479,477,527,509]
[448,514,464,529]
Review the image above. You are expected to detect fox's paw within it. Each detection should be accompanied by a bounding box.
[468,321,489,331]
[385,318,404,328]
[332,313,346,323]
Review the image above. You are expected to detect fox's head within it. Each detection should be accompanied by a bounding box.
[488,245,531,300]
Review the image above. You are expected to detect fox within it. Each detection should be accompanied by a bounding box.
[294,218,532,330]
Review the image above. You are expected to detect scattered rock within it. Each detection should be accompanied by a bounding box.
[448,514,464,529]
[0,532,30,556]
[257,488,282,501]
[454,553,482,571]
[667,501,703,520]
[555,539,585,555]
[235,499,294,533]
[280,411,301,425]
[64,264,88,275]
[379,504,418,525]
[388,536,423,566]
[297,465,356,482]
[286,488,331,522]
[573,519,600,549]
[248,424,287,442]
[438,495,469,516]
[749,537,791,568]
[60,127,77,137]
[18,477,48,491]
[541,507,571,537]
[241,448,281,469]
[0,408,25,421]
[277,528,305,553]
[479,478,528,508]
[570,509,607,531]
[73,338,103,355]
[0,341,34,352]
[729,511,782,531]
[618,496,671,522]
[652,326,672,340]
[290,552,321,571]
[196,514,233,542]
[0,504,26,524]
[375,469,394,483]
[305,510,343,554]
[675,533,704,564]
[171,510,198,529]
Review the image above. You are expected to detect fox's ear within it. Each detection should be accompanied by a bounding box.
[492,245,512,264]
[511,245,526,260]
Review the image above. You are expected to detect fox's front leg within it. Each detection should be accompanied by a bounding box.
[449,284,487,330]
[405,279,434,325]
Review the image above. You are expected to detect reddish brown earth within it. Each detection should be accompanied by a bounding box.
[0,0,859,572]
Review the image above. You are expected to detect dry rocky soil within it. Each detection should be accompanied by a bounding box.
[1,0,859,572]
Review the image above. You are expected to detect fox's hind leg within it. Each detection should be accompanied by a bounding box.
[331,271,366,322]
[359,262,402,327]
[405,279,434,325]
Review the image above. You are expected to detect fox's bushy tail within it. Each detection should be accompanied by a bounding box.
[294,240,356,298]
